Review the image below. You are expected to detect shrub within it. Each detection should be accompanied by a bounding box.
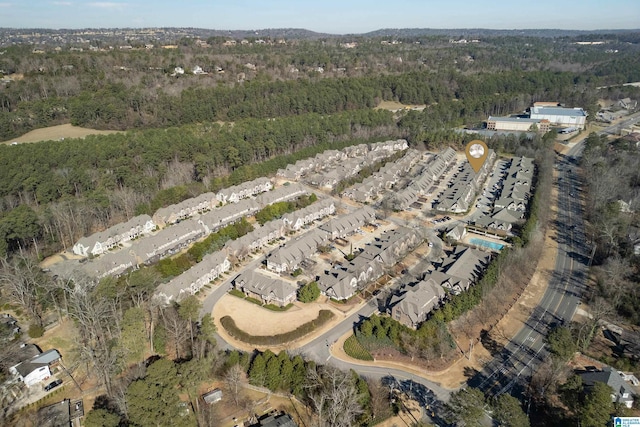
[297,281,320,303]
[344,335,374,361]
[28,323,45,338]
[229,289,246,299]
[221,310,334,345]
[263,303,293,312]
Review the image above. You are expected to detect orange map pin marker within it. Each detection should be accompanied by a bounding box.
[465,140,488,173]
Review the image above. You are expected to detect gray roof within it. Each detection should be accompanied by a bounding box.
[579,367,635,405]
[320,207,376,238]
[153,192,216,224]
[131,219,205,263]
[267,228,329,270]
[233,271,297,302]
[260,413,298,427]
[488,116,544,124]
[82,249,137,279]
[199,198,260,232]
[7,343,41,367]
[531,106,587,117]
[216,177,271,201]
[75,214,155,253]
[282,199,335,229]
[440,246,491,284]
[226,220,285,254]
[156,251,229,302]
[389,279,445,325]
[256,183,308,206]
[14,349,61,378]
[360,227,422,266]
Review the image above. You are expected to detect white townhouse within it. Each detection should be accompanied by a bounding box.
[73,214,156,257]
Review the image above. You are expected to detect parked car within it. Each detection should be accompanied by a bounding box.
[44,379,62,391]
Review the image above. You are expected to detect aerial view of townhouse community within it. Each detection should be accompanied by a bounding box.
[1,5,640,427]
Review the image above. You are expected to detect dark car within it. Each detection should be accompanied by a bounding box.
[44,379,62,391]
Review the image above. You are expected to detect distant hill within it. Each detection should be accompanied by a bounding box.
[1,27,638,47]
[358,28,640,38]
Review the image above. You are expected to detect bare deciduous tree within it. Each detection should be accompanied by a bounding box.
[305,366,364,427]
[0,255,48,326]
[224,364,247,407]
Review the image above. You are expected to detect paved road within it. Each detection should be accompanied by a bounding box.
[468,145,586,396]
[467,118,637,397]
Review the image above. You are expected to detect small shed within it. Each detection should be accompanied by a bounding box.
[202,388,222,404]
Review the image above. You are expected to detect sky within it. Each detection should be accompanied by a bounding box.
[0,0,638,33]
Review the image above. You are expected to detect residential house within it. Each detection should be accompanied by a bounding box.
[153,192,216,227]
[318,256,383,300]
[435,246,491,294]
[81,249,137,279]
[225,220,286,260]
[445,224,467,242]
[388,279,446,329]
[391,187,421,211]
[579,367,635,408]
[256,183,308,206]
[232,271,297,307]
[215,177,272,205]
[10,348,62,387]
[436,182,474,213]
[266,229,329,273]
[155,252,231,304]
[259,412,299,427]
[277,158,317,180]
[618,98,637,110]
[369,139,409,152]
[472,214,512,235]
[282,199,335,231]
[359,227,424,268]
[72,214,156,257]
[199,198,260,234]
[131,219,205,264]
[319,207,376,240]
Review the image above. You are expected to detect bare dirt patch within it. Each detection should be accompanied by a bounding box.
[375,100,427,112]
[2,123,122,145]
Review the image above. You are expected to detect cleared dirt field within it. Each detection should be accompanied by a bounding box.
[375,100,426,111]
[2,123,122,145]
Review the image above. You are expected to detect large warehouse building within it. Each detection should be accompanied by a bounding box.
[486,116,550,132]
[529,106,587,129]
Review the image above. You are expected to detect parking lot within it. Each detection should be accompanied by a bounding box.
[467,159,510,222]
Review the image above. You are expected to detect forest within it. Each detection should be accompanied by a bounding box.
[1,29,640,427]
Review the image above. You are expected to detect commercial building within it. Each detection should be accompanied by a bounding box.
[529,106,587,129]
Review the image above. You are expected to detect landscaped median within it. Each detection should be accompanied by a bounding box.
[220,310,334,346]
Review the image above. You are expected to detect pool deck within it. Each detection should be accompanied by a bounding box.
[463,232,510,252]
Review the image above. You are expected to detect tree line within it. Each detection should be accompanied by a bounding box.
[0,109,394,258]
[0,67,603,140]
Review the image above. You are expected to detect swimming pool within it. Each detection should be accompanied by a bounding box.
[470,237,505,251]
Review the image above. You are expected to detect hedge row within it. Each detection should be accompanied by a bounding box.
[220,310,334,346]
